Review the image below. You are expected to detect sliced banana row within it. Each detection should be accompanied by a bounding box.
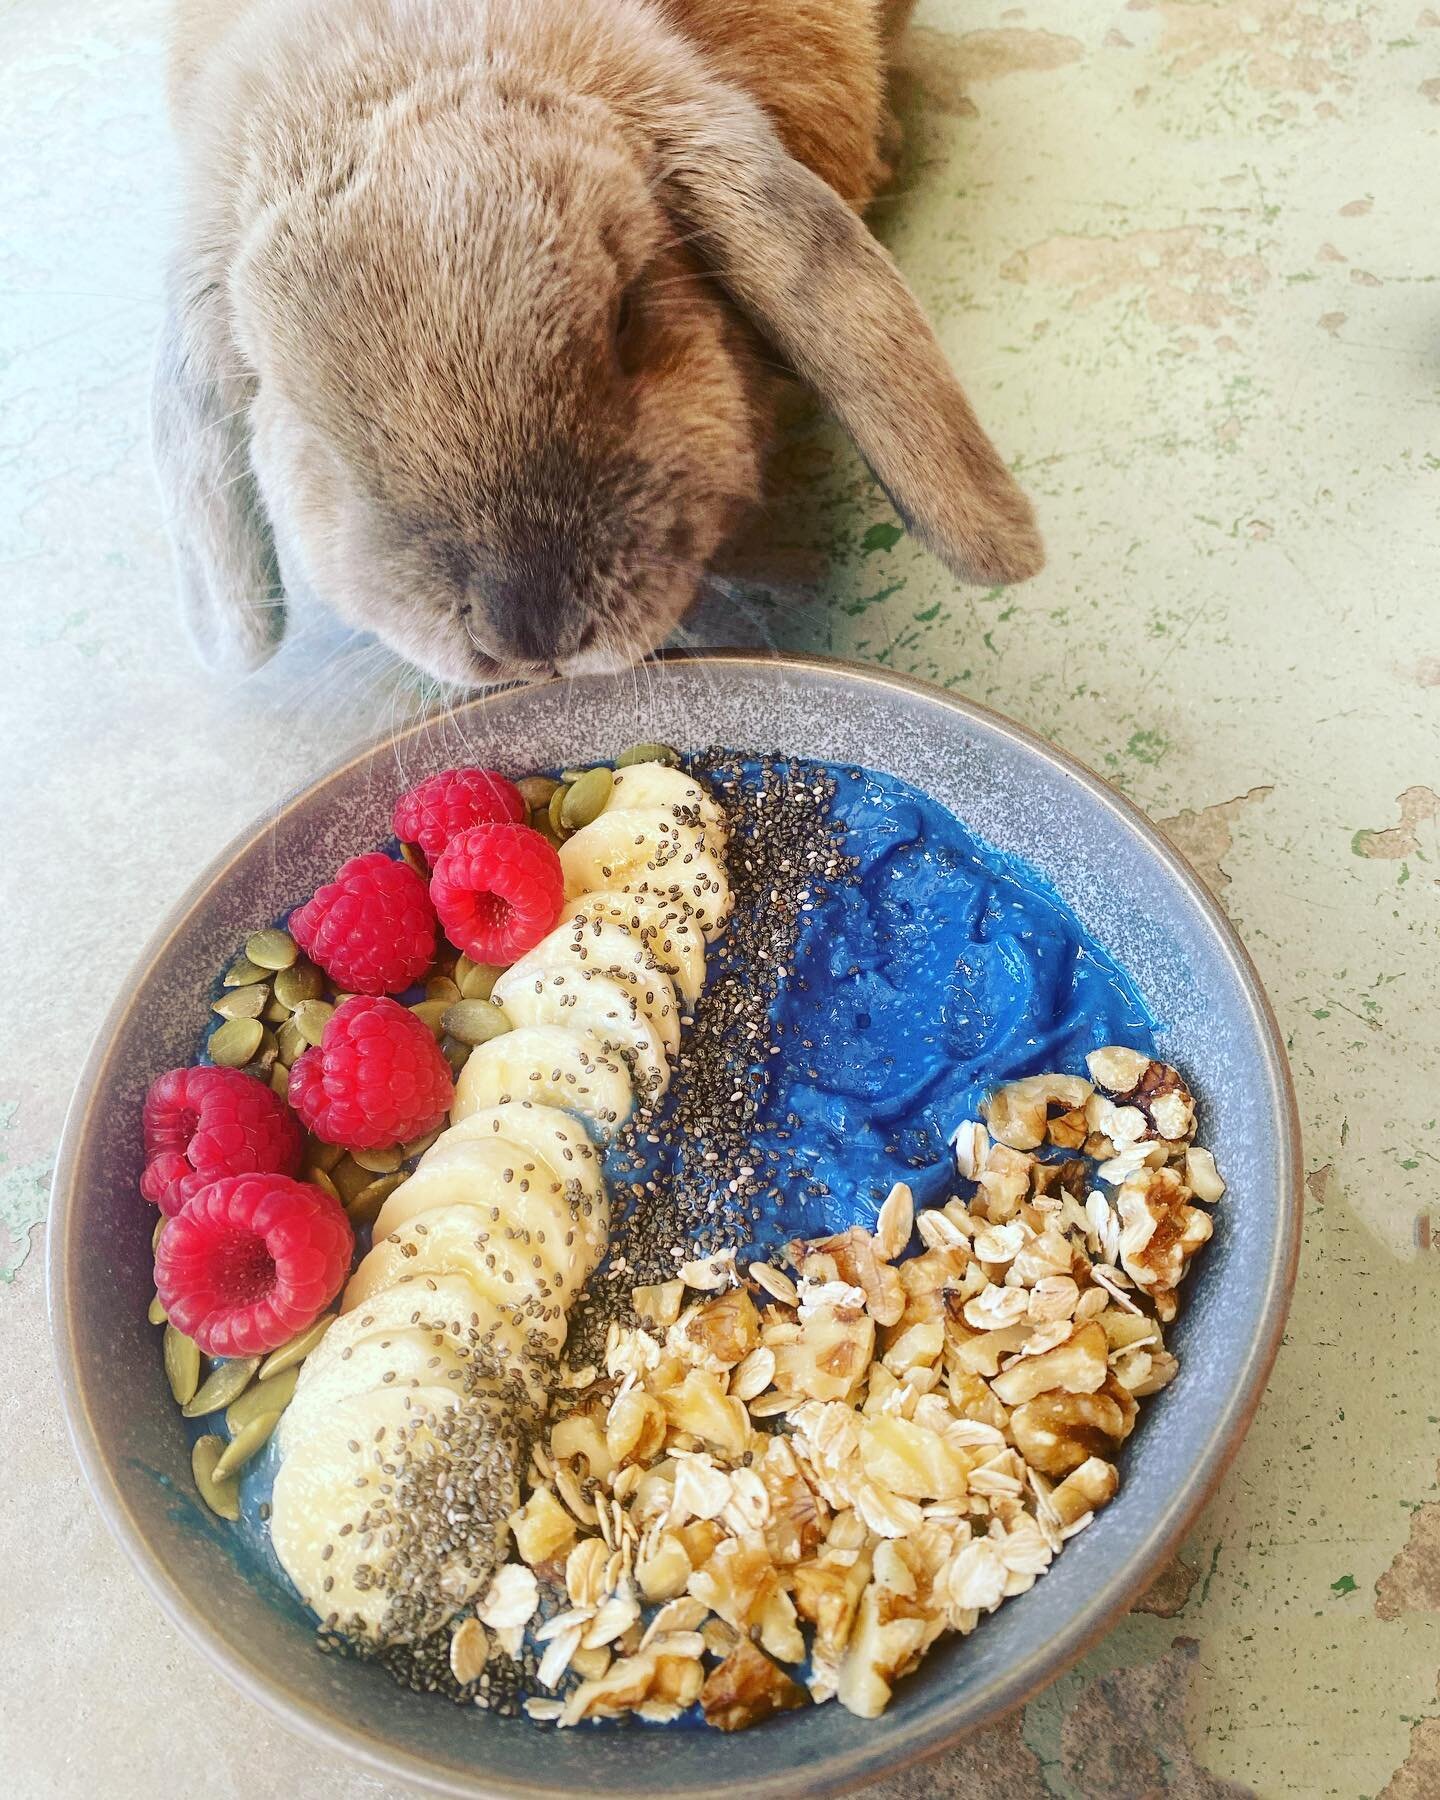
[271,762,731,1645]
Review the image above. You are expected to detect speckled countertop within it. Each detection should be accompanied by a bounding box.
[3,1,1437,1795]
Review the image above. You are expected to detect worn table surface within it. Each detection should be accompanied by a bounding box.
[3,1,1437,1795]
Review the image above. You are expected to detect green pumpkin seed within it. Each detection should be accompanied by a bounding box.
[293,1000,334,1047]
[457,959,501,1001]
[409,999,449,1038]
[307,1165,341,1204]
[530,810,563,850]
[262,995,290,1025]
[192,1436,240,1521]
[399,842,428,878]
[269,1063,290,1099]
[351,1144,402,1175]
[212,1411,280,1479]
[330,1156,374,1207]
[276,1017,306,1066]
[441,1034,473,1076]
[517,776,560,811]
[560,766,614,832]
[183,1356,261,1418]
[331,991,357,1006]
[152,1215,168,1253]
[258,1316,334,1381]
[305,1136,345,1174]
[246,1027,279,1075]
[223,954,269,988]
[210,1017,263,1068]
[559,767,594,785]
[274,962,323,1009]
[441,999,512,1047]
[348,1171,406,1227]
[212,986,268,1022]
[228,1363,298,1432]
[147,1293,167,1326]
[246,928,297,971]
[401,1126,443,1161]
[163,1324,201,1407]
[547,784,571,838]
[616,741,680,768]
[426,974,462,1004]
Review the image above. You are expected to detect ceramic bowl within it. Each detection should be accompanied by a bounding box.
[50,652,1301,1798]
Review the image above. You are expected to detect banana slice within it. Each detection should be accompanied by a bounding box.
[491,964,671,1103]
[508,919,680,1056]
[342,1205,571,1352]
[321,1271,550,1404]
[605,763,727,853]
[410,1135,599,1269]
[559,891,706,1005]
[371,1132,562,1240]
[271,1384,513,1636]
[441,1101,608,1249]
[279,1323,470,1455]
[558,809,732,939]
[453,1025,634,1139]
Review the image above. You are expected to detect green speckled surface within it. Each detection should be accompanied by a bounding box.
[3,1,1437,1795]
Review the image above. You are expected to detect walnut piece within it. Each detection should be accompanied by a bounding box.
[701,1640,809,1731]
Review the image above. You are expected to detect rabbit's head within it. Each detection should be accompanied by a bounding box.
[154,6,1043,684]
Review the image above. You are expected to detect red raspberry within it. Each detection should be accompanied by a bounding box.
[393,767,526,863]
[288,852,436,995]
[288,994,453,1149]
[141,1065,301,1217]
[429,822,564,964]
[155,1172,353,1357]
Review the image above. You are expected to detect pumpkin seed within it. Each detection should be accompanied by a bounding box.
[212,986,267,1022]
[276,1017,306,1066]
[399,842,428,878]
[293,1000,334,1046]
[163,1325,201,1407]
[274,962,323,1009]
[269,1063,290,1099]
[212,1411,280,1479]
[561,766,614,831]
[223,954,269,988]
[517,775,560,811]
[351,1144,402,1175]
[441,1034,473,1076]
[401,1126,443,1161]
[331,991,357,1006]
[228,1363,298,1431]
[262,995,290,1025]
[409,999,449,1038]
[246,1027,279,1075]
[192,1436,240,1521]
[348,1171,406,1228]
[530,810,563,850]
[147,1293,167,1326]
[258,1316,334,1381]
[307,1165,341,1204]
[152,1216,168,1253]
[457,959,501,1001]
[183,1356,261,1418]
[441,999,512,1047]
[559,767,593,785]
[547,784,570,838]
[426,974,461,1004]
[331,1156,374,1207]
[616,742,680,768]
[210,1017,263,1068]
[246,928,297,971]
[305,1137,345,1174]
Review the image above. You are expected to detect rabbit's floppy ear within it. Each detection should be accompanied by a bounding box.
[150,276,285,670]
[655,84,1043,586]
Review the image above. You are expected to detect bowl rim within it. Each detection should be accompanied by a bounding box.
[47,649,1303,1798]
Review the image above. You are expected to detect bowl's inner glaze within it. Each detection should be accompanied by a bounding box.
[53,658,1298,1799]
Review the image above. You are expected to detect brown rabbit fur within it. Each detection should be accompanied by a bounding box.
[156,0,1042,684]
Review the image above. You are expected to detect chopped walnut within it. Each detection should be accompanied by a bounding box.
[1050,1455,1119,1529]
[1116,1166,1213,1300]
[1009,1389,1132,1477]
[668,1287,761,1373]
[984,1074,1093,1152]
[701,1640,809,1731]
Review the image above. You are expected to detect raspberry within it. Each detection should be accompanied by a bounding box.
[393,767,526,863]
[141,1065,302,1217]
[288,852,436,995]
[429,822,565,964]
[288,994,453,1149]
[155,1172,353,1357]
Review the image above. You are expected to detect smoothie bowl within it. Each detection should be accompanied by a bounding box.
[49,654,1301,1797]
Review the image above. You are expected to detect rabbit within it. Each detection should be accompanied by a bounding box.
[153,0,1043,686]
